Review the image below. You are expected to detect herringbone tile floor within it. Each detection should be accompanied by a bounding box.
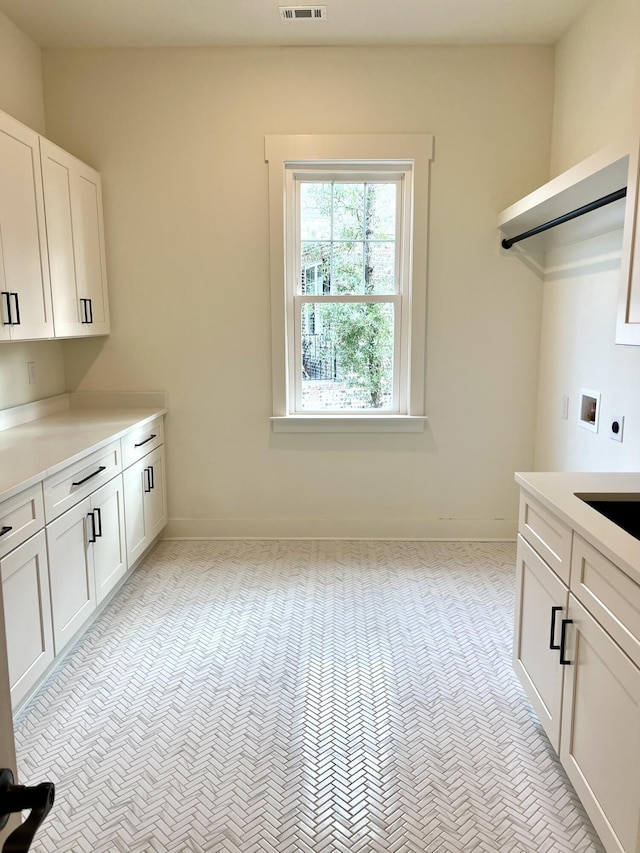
[14,540,603,853]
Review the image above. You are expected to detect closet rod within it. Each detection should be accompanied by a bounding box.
[501,187,627,250]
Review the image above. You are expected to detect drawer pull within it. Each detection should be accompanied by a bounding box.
[549,606,562,650]
[0,525,12,538]
[144,467,152,493]
[72,466,106,487]
[559,618,573,666]
[149,466,155,490]
[134,434,157,448]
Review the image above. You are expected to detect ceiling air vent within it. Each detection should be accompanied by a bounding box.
[279,5,327,21]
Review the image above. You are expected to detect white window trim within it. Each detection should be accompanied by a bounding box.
[265,134,433,433]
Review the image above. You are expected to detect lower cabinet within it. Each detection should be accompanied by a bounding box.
[92,476,127,605]
[47,475,126,653]
[515,486,640,853]
[47,498,96,653]
[560,596,640,853]
[123,445,167,567]
[0,531,54,709]
[0,411,167,713]
[513,535,568,752]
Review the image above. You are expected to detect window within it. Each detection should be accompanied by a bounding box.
[265,135,433,432]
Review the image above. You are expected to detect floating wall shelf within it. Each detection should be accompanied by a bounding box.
[498,145,631,276]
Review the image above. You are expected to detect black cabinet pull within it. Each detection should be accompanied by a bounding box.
[11,293,20,325]
[94,507,102,538]
[80,298,93,324]
[0,767,55,853]
[72,466,106,487]
[149,465,155,490]
[0,525,12,538]
[87,512,97,544]
[1,292,11,326]
[144,467,151,493]
[549,606,562,650]
[134,434,157,448]
[559,618,573,665]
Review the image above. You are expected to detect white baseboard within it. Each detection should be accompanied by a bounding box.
[163,517,518,541]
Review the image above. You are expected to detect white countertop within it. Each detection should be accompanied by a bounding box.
[0,407,166,503]
[516,471,640,586]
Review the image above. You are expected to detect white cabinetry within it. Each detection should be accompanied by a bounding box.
[124,444,167,567]
[0,484,44,561]
[40,139,110,338]
[0,408,167,712]
[0,531,53,709]
[561,595,640,853]
[46,498,96,653]
[92,476,127,605]
[46,475,127,653]
[42,439,121,523]
[0,111,53,341]
[0,106,110,343]
[513,535,568,751]
[515,487,640,853]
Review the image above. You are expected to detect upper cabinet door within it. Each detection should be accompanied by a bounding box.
[40,138,111,338]
[0,112,53,341]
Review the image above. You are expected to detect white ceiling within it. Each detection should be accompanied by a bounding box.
[0,0,593,49]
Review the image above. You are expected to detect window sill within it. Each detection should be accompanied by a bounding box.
[270,415,428,434]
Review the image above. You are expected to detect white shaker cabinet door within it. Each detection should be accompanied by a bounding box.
[0,530,54,709]
[92,476,127,605]
[145,449,167,544]
[123,458,146,568]
[0,111,52,341]
[40,138,110,338]
[46,498,97,653]
[513,535,568,753]
[561,595,640,853]
[123,446,167,568]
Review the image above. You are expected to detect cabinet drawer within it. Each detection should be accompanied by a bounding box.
[0,483,45,560]
[519,493,572,584]
[43,440,121,522]
[571,534,640,667]
[121,418,164,469]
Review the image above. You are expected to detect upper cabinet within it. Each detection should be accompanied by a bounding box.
[40,139,110,338]
[0,108,110,343]
[0,112,53,341]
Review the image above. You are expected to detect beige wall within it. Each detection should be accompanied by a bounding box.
[550,0,640,176]
[535,0,640,471]
[42,45,553,538]
[0,11,66,411]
